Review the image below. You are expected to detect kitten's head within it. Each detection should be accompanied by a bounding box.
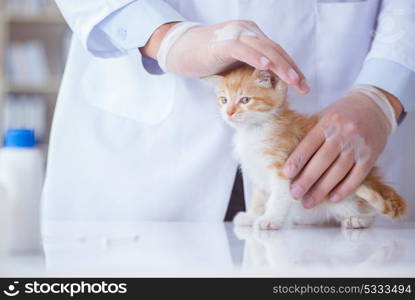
[203,66,287,128]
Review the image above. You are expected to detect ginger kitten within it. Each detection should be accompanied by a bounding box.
[204,65,406,230]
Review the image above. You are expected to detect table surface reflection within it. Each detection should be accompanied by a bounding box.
[1,220,414,277]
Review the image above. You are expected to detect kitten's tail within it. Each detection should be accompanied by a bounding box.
[356,176,407,219]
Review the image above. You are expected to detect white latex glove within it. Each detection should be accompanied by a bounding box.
[157,20,309,94]
[283,88,398,208]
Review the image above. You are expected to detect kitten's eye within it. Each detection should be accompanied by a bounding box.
[220,97,228,104]
[239,97,251,104]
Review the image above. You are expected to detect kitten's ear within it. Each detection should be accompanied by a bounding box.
[252,69,274,88]
[200,75,224,87]
[252,69,287,95]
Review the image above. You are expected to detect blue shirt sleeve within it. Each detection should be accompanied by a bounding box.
[87,0,185,59]
[355,58,415,112]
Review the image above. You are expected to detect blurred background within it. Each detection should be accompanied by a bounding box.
[0,0,70,154]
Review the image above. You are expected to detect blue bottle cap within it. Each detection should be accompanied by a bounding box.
[3,129,36,148]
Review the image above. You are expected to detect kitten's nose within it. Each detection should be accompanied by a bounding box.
[226,109,236,117]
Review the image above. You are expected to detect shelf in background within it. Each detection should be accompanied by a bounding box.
[7,13,65,25]
[0,0,67,154]
[5,78,61,94]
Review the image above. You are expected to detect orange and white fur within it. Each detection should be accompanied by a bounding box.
[204,65,406,230]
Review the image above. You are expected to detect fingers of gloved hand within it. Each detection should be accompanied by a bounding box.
[257,35,309,93]
[301,150,355,208]
[160,20,309,82]
[224,20,307,90]
[328,162,373,203]
[241,36,305,93]
[237,20,265,35]
[226,41,272,70]
[290,135,343,201]
[283,126,325,180]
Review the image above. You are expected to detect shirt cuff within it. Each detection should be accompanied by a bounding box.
[87,0,185,59]
[355,58,415,112]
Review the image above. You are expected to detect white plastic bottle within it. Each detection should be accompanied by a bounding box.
[0,129,44,252]
[0,184,11,257]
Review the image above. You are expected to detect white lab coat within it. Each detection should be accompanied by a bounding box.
[42,0,415,222]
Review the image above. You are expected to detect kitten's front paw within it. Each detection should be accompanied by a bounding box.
[233,226,253,240]
[254,215,284,230]
[233,212,257,227]
[341,215,375,229]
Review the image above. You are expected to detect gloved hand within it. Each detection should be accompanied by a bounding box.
[283,86,399,209]
[156,20,309,94]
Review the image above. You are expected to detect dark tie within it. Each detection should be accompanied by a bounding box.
[224,169,246,221]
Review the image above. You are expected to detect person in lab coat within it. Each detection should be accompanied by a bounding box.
[42,0,415,222]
